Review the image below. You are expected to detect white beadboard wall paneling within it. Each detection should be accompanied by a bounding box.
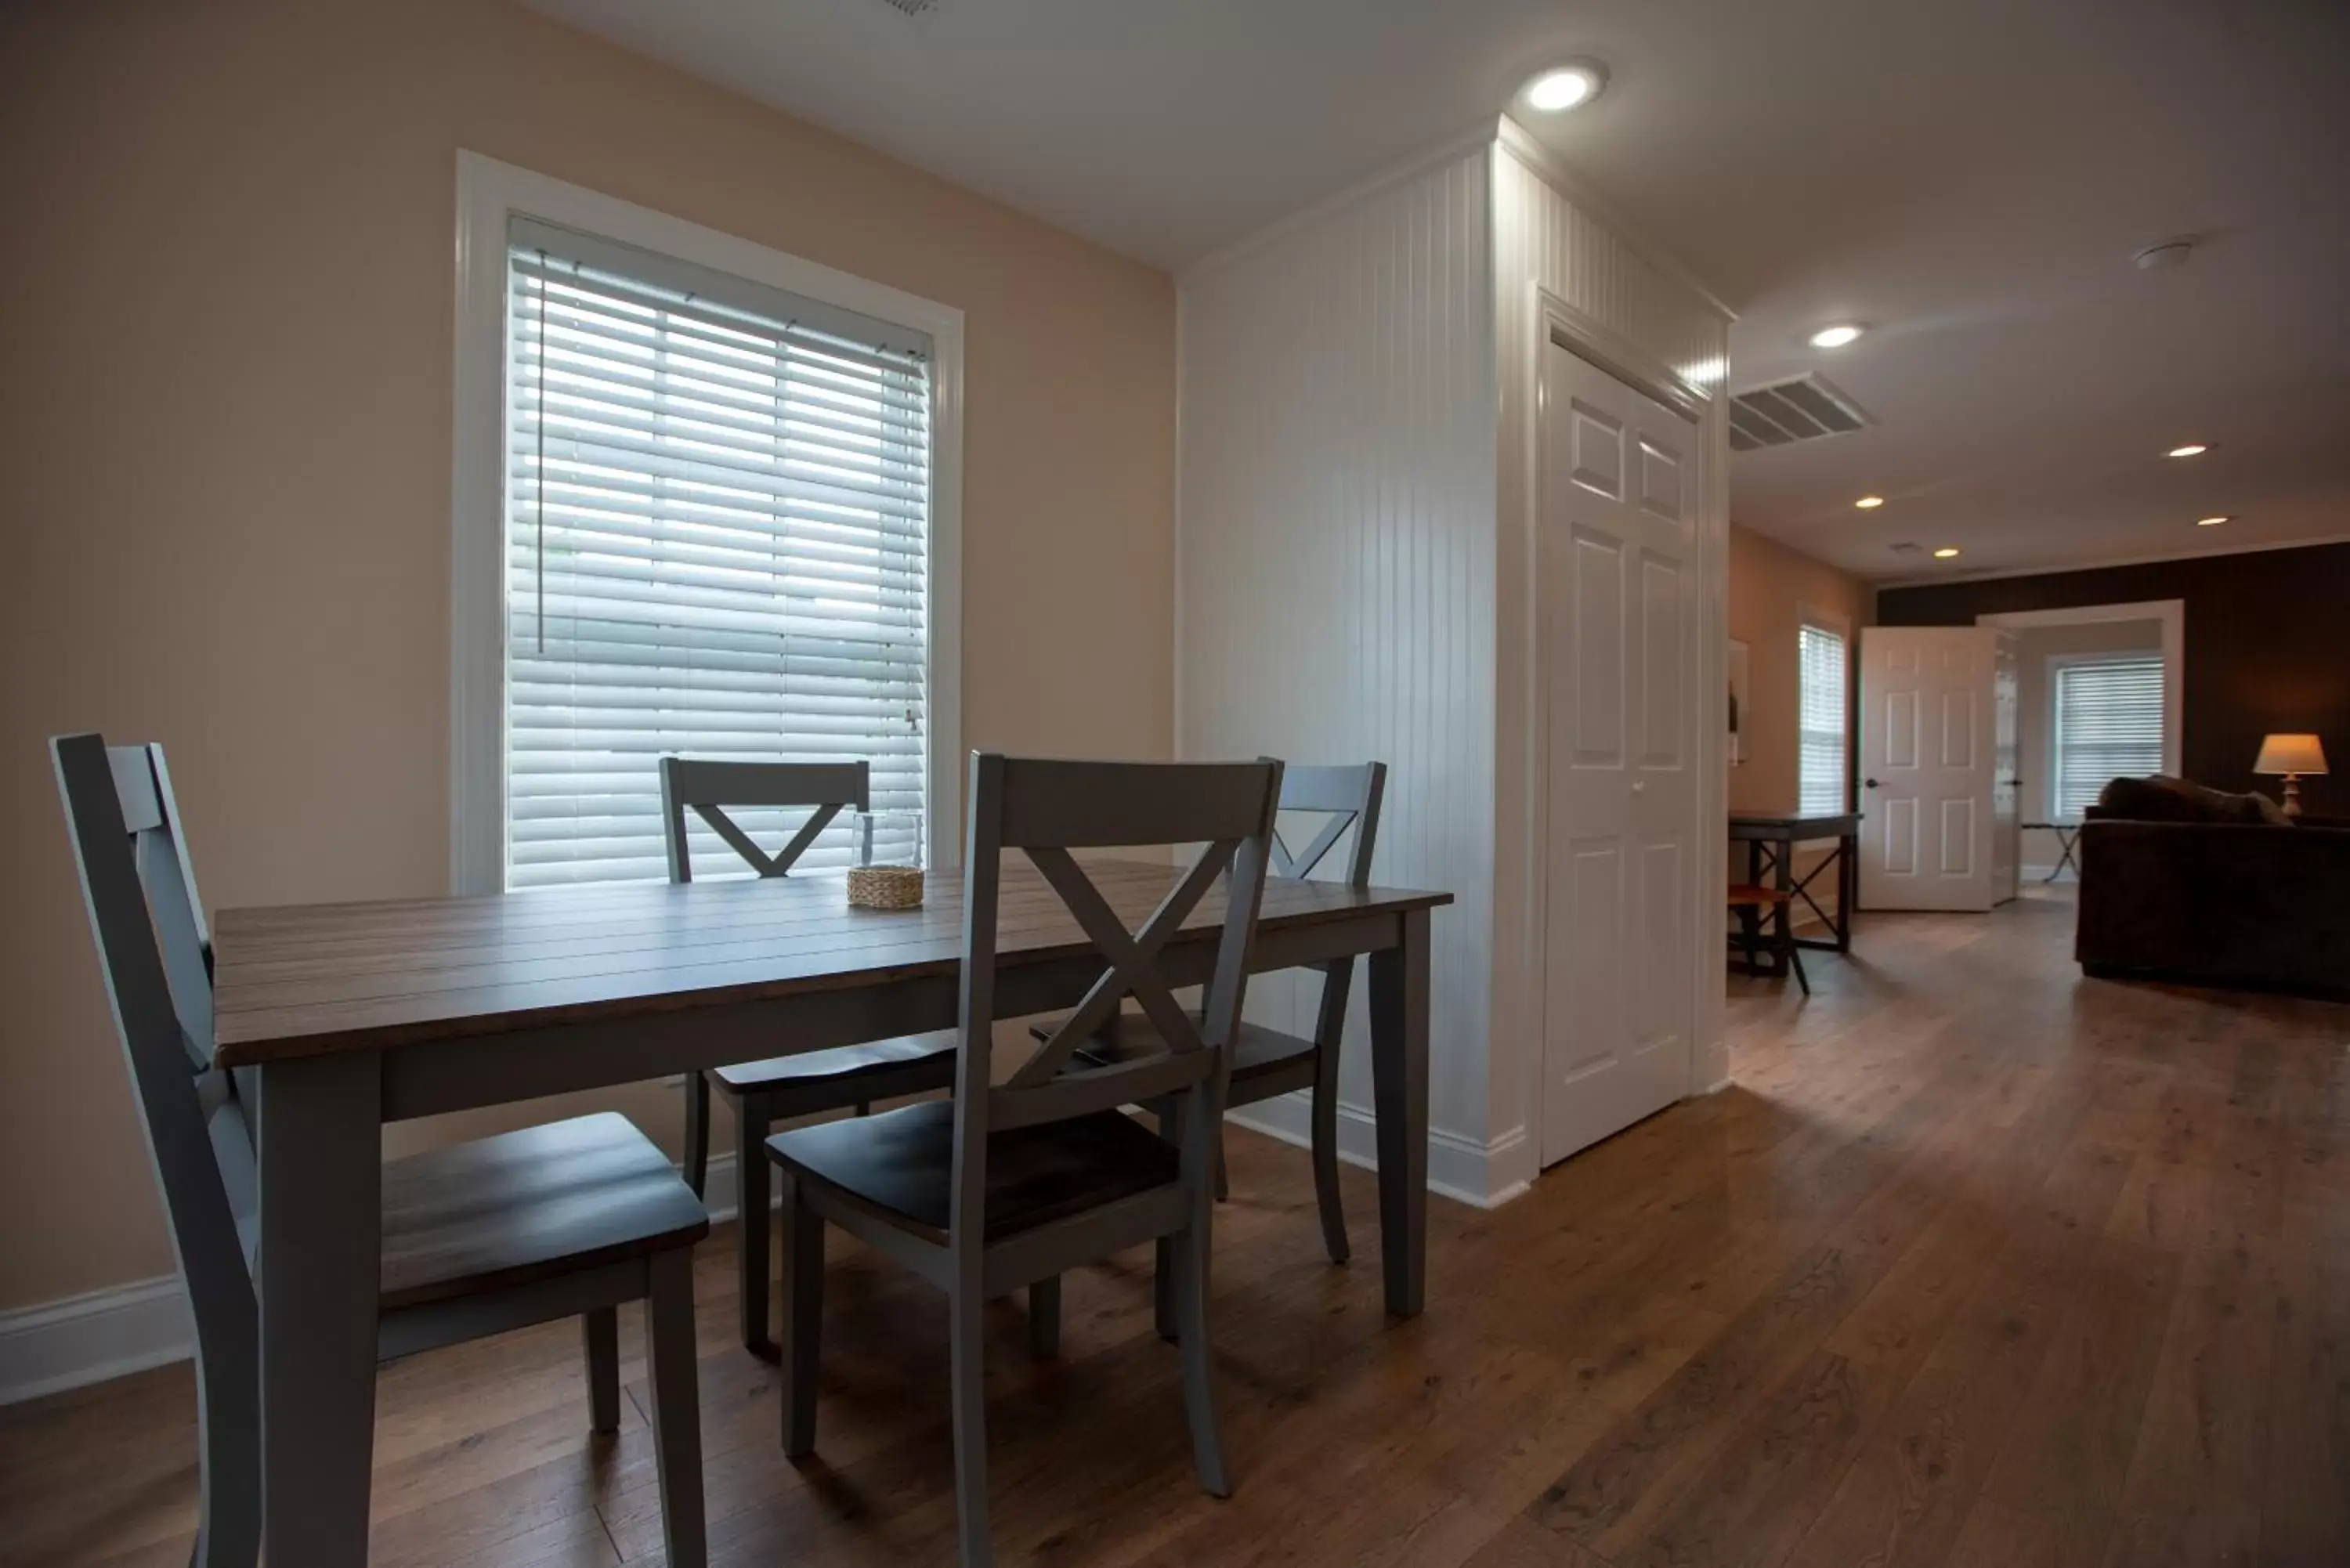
[1491,126,1736,1190]
[1177,144,1502,1194]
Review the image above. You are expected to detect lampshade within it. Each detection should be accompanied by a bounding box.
[2253,733,2330,776]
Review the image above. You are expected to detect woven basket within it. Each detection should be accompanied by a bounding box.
[847,865,924,910]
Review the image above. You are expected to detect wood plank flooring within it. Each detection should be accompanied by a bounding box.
[6,887,2345,1567]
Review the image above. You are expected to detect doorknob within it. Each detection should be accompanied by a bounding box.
[1864,778,1880,789]
[1631,780,1647,793]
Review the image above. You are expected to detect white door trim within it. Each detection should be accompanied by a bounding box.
[1518,284,1726,1176]
[1974,599,2182,777]
[448,150,966,893]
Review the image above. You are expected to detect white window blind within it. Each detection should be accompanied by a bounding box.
[1798,623,1848,816]
[2052,656,2164,822]
[504,218,931,889]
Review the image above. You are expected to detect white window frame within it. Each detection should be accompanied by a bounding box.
[1796,603,1851,817]
[2047,649,2166,823]
[449,152,964,894]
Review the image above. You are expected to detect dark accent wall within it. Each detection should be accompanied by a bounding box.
[1877,543,2350,815]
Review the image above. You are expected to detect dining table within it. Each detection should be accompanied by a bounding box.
[210,857,1450,1566]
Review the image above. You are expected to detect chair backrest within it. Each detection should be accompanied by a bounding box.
[951,753,1282,1230]
[1270,763,1386,887]
[52,734,259,1398]
[657,757,870,883]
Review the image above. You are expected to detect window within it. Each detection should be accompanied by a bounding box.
[501,218,933,888]
[1798,620,1849,815]
[2051,655,2164,822]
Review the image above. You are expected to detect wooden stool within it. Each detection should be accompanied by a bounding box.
[1728,883,1810,995]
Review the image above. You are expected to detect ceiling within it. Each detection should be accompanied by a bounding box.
[528,0,2350,582]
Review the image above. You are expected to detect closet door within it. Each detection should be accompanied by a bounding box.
[1538,338,1699,1169]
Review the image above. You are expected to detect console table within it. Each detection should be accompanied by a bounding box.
[1727,810,1862,976]
[2022,820,2082,882]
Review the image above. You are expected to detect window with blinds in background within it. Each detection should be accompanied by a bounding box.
[2052,655,2164,822]
[1798,623,1848,816]
[504,219,931,889]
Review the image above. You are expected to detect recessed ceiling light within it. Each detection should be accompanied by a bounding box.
[1932,547,1961,559]
[2167,443,2209,458]
[1854,495,1885,510]
[1524,61,1608,113]
[2196,515,2230,527]
[1808,323,1865,349]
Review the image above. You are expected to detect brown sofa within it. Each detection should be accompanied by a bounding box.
[2074,775,2350,997]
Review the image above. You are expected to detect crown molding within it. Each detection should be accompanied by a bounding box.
[1874,530,2350,592]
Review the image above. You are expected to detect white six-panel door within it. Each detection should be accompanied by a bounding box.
[1538,339,1698,1168]
[1859,625,2001,911]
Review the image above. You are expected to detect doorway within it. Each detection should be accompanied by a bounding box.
[1976,600,2182,880]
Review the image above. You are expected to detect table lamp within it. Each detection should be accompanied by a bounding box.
[2253,732,2328,818]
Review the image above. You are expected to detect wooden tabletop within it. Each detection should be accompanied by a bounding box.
[1726,810,1863,837]
[212,859,1452,1068]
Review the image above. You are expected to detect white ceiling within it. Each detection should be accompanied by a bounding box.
[530,0,2350,582]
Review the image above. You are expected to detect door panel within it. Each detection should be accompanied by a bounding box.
[1540,340,1698,1168]
[1571,531,1625,765]
[1884,796,1918,875]
[1940,689,1975,768]
[1634,839,1684,1051]
[1860,625,1997,910]
[1938,798,1975,876]
[1640,554,1683,765]
[1887,690,1918,768]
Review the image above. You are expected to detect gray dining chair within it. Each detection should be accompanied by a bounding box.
[765,753,1282,1568]
[1032,761,1385,1274]
[660,755,960,1358]
[53,734,710,1568]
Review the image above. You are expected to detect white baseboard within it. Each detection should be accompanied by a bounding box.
[0,1277,193,1407]
[1224,1093,1531,1209]
[2,1113,1505,1406]
[0,1153,753,1407]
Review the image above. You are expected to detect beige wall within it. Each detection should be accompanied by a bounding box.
[0,0,1176,1312]
[1727,525,1874,813]
[1726,525,1874,919]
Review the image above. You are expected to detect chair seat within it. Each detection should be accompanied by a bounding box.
[709,1032,957,1095]
[765,1099,1180,1246]
[1032,1012,1317,1086]
[379,1112,710,1313]
[1726,883,1794,907]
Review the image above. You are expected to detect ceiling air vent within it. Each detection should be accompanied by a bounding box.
[874,0,938,14]
[1888,541,1926,557]
[1729,372,1872,453]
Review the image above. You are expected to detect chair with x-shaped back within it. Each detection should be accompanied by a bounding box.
[765,753,1282,1568]
[1030,761,1385,1283]
[56,734,710,1568]
[660,755,960,1359]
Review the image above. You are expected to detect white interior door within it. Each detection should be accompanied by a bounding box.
[1859,625,1995,911]
[1538,339,1697,1168]
[1990,631,2021,904]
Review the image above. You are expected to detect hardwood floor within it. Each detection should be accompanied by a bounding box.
[6,887,2345,1567]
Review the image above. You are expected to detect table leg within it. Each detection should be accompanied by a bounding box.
[1368,905,1429,1319]
[258,1053,381,1568]
[1837,832,1857,952]
[1770,841,1793,977]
